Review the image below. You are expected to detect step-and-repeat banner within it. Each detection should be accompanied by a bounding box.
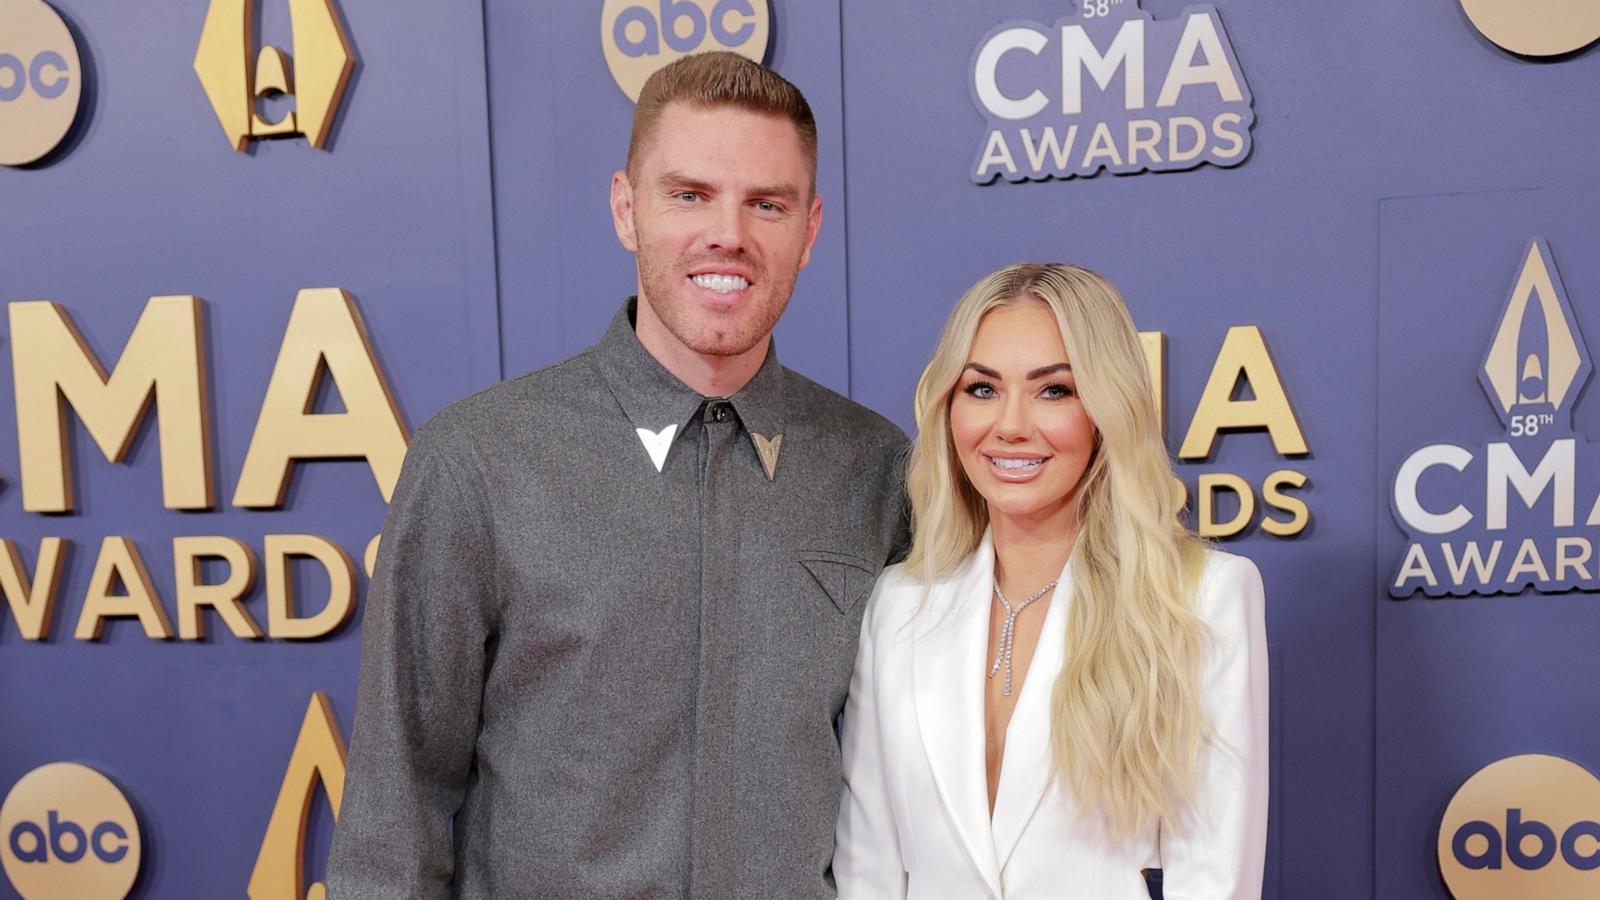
[2,0,1597,897]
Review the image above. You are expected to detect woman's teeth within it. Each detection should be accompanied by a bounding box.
[992,457,1043,470]
[692,274,749,293]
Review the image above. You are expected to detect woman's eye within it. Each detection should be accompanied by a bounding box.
[1041,382,1075,400]
[963,381,996,399]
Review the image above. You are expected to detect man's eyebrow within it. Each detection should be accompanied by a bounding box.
[657,171,714,193]
[750,184,803,203]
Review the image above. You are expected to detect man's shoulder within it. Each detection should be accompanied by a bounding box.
[780,366,907,451]
[412,350,604,454]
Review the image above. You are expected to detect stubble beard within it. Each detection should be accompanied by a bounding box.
[636,248,794,358]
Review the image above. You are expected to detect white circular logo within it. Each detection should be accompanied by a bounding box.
[600,0,771,102]
[1438,754,1600,900]
[1459,0,1600,56]
[0,0,83,166]
[0,763,142,900]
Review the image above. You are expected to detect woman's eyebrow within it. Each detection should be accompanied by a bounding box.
[962,361,1071,379]
[1026,362,1071,380]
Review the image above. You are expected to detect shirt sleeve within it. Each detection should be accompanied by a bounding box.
[1158,553,1270,900]
[834,582,909,899]
[325,420,497,898]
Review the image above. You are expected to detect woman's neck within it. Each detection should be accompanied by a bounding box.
[989,506,1079,595]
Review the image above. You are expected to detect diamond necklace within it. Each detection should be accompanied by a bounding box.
[987,577,1058,696]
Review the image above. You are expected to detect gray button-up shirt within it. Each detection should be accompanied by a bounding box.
[328,301,910,899]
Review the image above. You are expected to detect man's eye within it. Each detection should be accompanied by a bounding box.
[678,192,700,202]
[963,381,996,399]
[755,200,779,213]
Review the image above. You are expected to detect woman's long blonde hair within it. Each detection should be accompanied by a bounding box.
[904,263,1210,837]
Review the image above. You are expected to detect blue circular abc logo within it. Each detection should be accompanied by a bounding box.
[1459,0,1600,57]
[601,0,770,102]
[1438,754,1600,899]
[0,51,71,101]
[0,0,83,166]
[0,763,141,900]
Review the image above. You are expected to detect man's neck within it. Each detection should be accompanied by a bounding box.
[634,298,768,397]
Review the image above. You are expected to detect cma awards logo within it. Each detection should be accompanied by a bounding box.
[0,763,142,900]
[969,0,1254,185]
[601,0,771,102]
[0,0,83,167]
[1390,238,1598,598]
[1439,754,1600,899]
[193,0,356,151]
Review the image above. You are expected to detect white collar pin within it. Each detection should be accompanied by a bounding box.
[636,424,677,473]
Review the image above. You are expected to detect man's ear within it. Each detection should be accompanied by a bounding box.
[611,171,639,252]
[799,193,823,269]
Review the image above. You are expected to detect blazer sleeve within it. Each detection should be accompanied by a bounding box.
[325,420,497,898]
[834,580,909,899]
[1159,553,1270,900]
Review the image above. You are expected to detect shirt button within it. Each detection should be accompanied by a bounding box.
[709,403,729,422]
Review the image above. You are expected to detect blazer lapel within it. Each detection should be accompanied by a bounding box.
[911,534,1003,898]
[991,560,1072,874]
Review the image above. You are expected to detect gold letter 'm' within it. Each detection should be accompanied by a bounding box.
[10,297,213,512]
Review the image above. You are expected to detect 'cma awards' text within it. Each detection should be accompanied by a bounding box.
[970,1,1253,184]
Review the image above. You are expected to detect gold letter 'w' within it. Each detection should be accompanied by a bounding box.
[194,0,355,151]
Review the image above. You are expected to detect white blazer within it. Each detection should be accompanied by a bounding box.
[835,534,1269,900]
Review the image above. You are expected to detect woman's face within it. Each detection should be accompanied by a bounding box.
[949,302,1097,531]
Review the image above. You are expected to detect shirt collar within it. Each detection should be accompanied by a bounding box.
[595,299,789,479]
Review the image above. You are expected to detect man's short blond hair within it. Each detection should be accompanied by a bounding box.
[627,51,818,190]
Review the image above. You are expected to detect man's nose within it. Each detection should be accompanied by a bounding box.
[704,200,749,253]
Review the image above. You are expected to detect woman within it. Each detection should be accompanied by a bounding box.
[835,264,1268,899]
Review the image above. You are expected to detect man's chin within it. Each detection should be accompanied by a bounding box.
[683,332,764,358]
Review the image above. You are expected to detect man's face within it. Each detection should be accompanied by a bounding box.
[611,103,823,365]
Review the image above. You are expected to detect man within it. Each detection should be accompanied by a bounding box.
[327,52,908,898]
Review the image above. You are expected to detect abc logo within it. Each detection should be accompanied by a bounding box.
[1459,0,1600,57]
[1438,754,1600,899]
[0,763,141,900]
[600,0,770,102]
[0,0,83,166]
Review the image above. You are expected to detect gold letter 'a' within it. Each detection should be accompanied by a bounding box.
[248,692,347,900]
[194,0,355,150]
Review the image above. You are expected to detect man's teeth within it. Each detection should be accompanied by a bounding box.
[992,457,1043,470]
[692,274,750,293]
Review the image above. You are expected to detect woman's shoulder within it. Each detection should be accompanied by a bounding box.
[1197,546,1262,584]
[1193,547,1267,624]
[871,560,923,596]
[864,560,921,613]
[861,560,944,638]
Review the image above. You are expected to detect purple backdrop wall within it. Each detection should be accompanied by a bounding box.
[2,0,1597,897]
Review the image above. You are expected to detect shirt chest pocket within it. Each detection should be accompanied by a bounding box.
[795,549,878,614]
